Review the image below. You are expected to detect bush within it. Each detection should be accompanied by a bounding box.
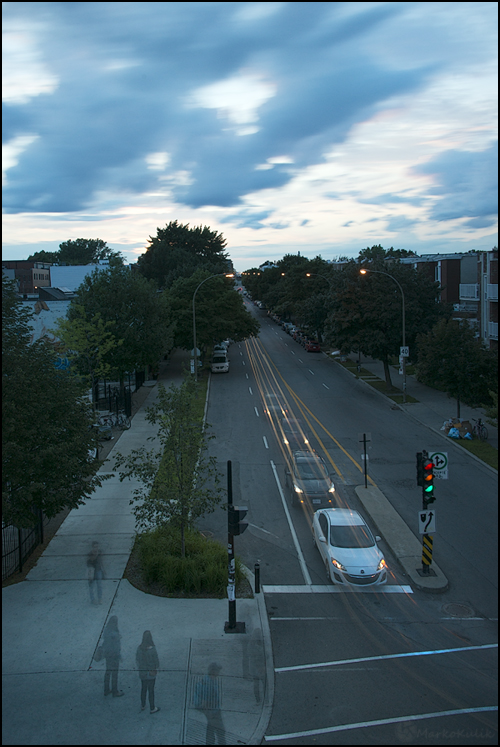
[135,525,244,596]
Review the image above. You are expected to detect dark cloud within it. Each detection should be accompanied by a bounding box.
[413,143,498,226]
[3,2,435,214]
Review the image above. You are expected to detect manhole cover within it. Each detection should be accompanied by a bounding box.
[442,603,475,618]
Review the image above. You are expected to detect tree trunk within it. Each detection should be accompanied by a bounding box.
[383,358,394,391]
[456,395,461,419]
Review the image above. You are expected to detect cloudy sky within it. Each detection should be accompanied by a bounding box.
[2,1,498,271]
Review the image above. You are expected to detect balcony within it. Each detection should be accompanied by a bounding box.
[459,283,480,300]
[488,321,498,340]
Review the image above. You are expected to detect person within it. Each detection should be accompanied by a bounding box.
[102,615,124,697]
[87,541,105,605]
[195,663,226,745]
[136,630,160,714]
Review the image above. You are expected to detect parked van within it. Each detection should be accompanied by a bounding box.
[211,353,229,373]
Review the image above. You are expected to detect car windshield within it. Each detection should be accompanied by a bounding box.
[283,419,304,435]
[296,460,328,480]
[329,523,375,548]
[213,356,227,363]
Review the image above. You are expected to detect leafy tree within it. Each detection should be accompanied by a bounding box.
[114,378,223,557]
[58,238,122,265]
[69,265,174,390]
[138,221,230,288]
[166,269,259,350]
[51,305,123,411]
[416,318,498,417]
[27,249,60,263]
[2,277,108,527]
[324,260,447,389]
[358,245,418,261]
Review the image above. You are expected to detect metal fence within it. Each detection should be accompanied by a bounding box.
[2,512,48,581]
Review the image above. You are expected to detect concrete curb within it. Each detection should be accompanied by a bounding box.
[355,486,448,593]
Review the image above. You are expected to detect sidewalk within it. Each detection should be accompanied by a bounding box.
[2,349,272,746]
[340,353,498,453]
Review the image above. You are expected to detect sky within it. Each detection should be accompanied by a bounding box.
[2,2,498,272]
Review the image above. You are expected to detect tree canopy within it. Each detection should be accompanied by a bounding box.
[28,238,123,266]
[137,221,230,288]
[2,277,107,527]
[416,317,497,416]
[69,264,174,384]
[166,269,260,350]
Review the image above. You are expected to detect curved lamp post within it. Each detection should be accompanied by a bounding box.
[359,268,407,404]
[192,273,234,380]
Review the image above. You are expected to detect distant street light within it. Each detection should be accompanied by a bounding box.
[359,267,407,403]
[192,273,234,381]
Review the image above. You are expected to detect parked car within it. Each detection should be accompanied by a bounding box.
[280,417,310,449]
[305,340,321,352]
[285,450,336,507]
[312,509,387,586]
[211,353,229,373]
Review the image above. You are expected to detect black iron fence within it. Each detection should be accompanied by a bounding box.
[2,512,48,581]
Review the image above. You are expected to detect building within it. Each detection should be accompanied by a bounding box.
[2,260,51,296]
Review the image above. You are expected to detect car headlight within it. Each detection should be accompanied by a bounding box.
[331,557,346,571]
[328,483,335,493]
[293,484,303,493]
[377,558,387,571]
[284,437,289,444]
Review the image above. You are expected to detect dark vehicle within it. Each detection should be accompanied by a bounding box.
[280,417,310,449]
[285,450,336,507]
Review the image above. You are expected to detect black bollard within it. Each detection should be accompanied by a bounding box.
[254,562,260,594]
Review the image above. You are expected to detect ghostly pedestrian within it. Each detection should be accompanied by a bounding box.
[87,541,105,605]
[136,630,160,714]
[194,662,226,745]
[102,615,124,697]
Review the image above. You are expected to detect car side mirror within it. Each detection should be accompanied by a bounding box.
[375,535,381,542]
[319,536,327,543]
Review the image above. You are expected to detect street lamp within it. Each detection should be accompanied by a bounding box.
[192,273,234,381]
[359,267,407,404]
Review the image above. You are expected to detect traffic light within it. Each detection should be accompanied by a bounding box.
[416,452,424,486]
[422,454,435,505]
[228,506,248,536]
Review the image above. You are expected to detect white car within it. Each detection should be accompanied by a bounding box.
[312,508,387,586]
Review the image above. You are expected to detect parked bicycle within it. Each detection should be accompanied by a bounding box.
[471,418,488,442]
[98,411,131,430]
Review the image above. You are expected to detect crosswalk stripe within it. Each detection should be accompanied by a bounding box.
[262,584,413,594]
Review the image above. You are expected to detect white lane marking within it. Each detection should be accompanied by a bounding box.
[270,461,312,585]
[254,407,260,417]
[263,436,269,449]
[290,350,295,355]
[240,351,243,355]
[263,584,412,594]
[264,707,498,742]
[274,642,497,673]
[242,360,246,365]
[249,387,253,395]
[298,358,303,363]
[308,369,314,375]
[322,383,329,389]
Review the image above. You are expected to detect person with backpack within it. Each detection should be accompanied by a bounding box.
[136,630,160,714]
[102,615,124,697]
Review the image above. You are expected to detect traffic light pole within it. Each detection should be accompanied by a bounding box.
[417,450,435,575]
[225,460,246,634]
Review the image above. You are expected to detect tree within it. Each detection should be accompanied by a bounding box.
[69,265,174,390]
[27,249,60,263]
[2,276,108,527]
[58,238,122,265]
[51,305,123,411]
[416,318,498,417]
[358,245,418,261]
[114,378,223,556]
[167,270,259,350]
[138,221,230,288]
[324,260,447,389]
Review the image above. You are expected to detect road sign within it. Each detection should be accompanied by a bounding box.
[429,451,448,480]
[400,346,409,358]
[418,509,436,534]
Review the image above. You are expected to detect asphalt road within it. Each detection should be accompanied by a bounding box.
[199,303,498,745]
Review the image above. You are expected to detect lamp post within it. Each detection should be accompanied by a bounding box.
[192,273,234,381]
[359,268,407,404]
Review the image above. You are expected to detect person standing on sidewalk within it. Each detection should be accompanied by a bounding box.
[87,541,105,605]
[195,662,226,745]
[102,616,124,697]
[136,630,160,714]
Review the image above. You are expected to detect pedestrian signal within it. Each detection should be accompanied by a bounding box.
[228,506,248,536]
